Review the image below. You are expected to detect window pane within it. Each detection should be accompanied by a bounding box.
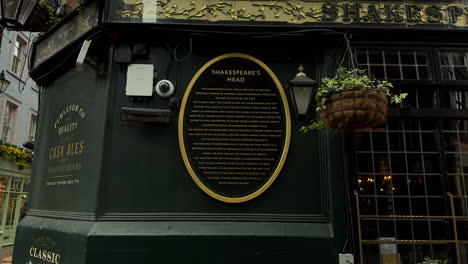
[354,48,431,81]
[400,51,416,65]
[454,66,468,80]
[13,41,20,57]
[368,50,383,64]
[12,57,20,75]
[402,66,417,79]
[441,66,454,80]
[353,117,468,264]
[355,132,371,151]
[356,50,368,65]
[386,66,401,79]
[451,52,466,65]
[440,51,468,80]
[0,176,9,190]
[2,102,17,143]
[370,65,385,79]
[440,52,450,65]
[385,51,399,64]
[29,114,37,141]
[10,36,27,76]
[415,51,428,65]
[417,66,430,80]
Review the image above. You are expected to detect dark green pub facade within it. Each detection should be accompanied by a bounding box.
[13,0,468,263]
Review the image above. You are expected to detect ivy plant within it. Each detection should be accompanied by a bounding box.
[37,0,60,26]
[417,257,448,264]
[300,67,408,132]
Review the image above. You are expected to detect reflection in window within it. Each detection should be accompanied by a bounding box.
[28,114,37,141]
[0,176,8,191]
[1,101,17,143]
[10,35,27,77]
[440,51,468,80]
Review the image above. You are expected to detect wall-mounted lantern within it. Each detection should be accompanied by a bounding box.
[0,71,11,94]
[0,0,38,30]
[288,65,318,117]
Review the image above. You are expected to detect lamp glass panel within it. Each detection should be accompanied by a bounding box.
[4,0,21,20]
[18,0,38,24]
[0,79,10,93]
[293,86,313,115]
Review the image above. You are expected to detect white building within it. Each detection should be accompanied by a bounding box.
[0,28,38,147]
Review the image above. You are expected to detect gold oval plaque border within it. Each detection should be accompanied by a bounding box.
[178,53,291,203]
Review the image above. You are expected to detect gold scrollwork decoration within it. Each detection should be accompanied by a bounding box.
[115,0,468,26]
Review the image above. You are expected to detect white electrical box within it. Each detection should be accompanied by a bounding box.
[76,39,92,72]
[126,64,154,96]
[339,253,354,264]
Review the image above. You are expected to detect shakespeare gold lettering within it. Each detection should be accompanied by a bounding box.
[226,77,245,82]
[211,69,261,76]
[117,1,468,27]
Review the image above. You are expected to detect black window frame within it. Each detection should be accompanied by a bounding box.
[347,43,468,264]
[353,46,436,86]
[435,47,468,86]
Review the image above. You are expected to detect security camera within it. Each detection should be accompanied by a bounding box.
[155,80,175,98]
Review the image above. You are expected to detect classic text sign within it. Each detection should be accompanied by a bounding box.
[179,53,291,203]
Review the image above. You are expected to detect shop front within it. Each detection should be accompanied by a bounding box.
[0,160,29,247]
[9,0,468,263]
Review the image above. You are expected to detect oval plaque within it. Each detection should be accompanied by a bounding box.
[179,53,291,203]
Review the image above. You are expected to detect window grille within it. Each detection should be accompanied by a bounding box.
[440,51,468,81]
[10,36,26,77]
[355,49,431,80]
[351,47,468,264]
[354,118,468,264]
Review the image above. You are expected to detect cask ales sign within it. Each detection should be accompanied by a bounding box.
[28,68,107,213]
[179,53,291,203]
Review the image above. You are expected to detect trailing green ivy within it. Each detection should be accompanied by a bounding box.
[37,0,59,26]
[417,257,448,264]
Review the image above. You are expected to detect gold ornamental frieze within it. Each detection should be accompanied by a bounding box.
[115,0,468,26]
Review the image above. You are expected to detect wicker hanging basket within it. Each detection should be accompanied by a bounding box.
[321,89,388,130]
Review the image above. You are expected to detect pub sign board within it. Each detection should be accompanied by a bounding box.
[28,68,107,214]
[179,53,291,203]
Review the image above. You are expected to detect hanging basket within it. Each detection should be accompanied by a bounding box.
[301,33,405,133]
[22,0,60,32]
[321,89,388,130]
[23,6,51,32]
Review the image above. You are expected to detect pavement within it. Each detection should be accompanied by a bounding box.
[0,247,12,263]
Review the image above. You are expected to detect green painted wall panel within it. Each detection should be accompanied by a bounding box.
[86,222,336,263]
[14,31,347,264]
[13,216,93,264]
[29,67,109,214]
[99,37,332,218]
